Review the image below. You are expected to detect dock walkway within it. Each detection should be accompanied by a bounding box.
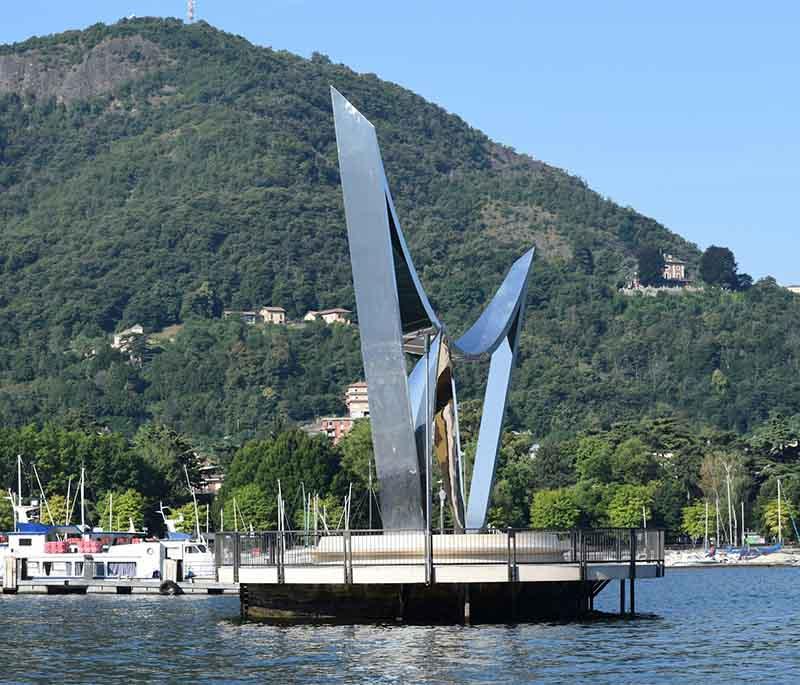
[3,579,239,595]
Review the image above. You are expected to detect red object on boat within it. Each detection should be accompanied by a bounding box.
[131,537,142,544]
[45,540,69,553]
[78,540,103,553]
[66,537,81,545]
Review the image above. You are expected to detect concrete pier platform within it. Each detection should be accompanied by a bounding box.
[216,528,665,623]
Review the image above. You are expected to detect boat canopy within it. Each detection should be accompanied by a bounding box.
[16,522,50,534]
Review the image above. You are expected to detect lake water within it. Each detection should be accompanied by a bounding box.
[2,567,799,683]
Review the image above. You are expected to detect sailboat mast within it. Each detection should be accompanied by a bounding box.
[65,477,72,526]
[80,467,85,529]
[233,497,238,533]
[741,500,745,546]
[17,454,22,507]
[725,467,733,545]
[33,464,55,526]
[183,463,201,539]
[777,478,782,544]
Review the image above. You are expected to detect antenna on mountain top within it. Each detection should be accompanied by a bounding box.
[187,0,196,23]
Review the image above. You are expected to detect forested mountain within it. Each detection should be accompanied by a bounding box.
[0,18,799,478]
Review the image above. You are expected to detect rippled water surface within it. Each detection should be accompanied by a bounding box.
[2,567,800,683]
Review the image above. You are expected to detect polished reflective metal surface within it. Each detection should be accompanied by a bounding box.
[332,88,424,529]
[453,249,534,359]
[332,87,533,531]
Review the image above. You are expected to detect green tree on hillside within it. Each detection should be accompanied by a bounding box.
[607,484,654,527]
[700,246,738,289]
[172,502,203,535]
[39,494,69,526]
[221,429,340,524]
[575,436,614,483]
[0,496,13,531]
[133,423,200,502]
[96,489,147,531]
[530,488,581,529]
[636,247,665,286]
[761,498,798,541]
[219,483,274,531]
[181,282,222,320]
[681,501,715,542]
[611,438,658,484]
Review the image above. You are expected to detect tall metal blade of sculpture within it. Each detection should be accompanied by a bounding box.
[332,87,534,531]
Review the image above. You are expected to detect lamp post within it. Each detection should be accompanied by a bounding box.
[438,481,446,534]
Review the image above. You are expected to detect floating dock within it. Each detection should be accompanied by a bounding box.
[2,578,238,595]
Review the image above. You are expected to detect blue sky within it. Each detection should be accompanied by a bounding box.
[4,2,799,283]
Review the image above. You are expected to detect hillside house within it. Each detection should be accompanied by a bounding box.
[304,382,369,445]
[627,253,690,290]
[223,310,258,325]
[345,381,369,418]
[111,324,144,351]
[787,286,800,295]
[663,254,688,283]
[320,416,355,444]
[303,308,352,325]
[259,306,286,324]
[198,461,225,495]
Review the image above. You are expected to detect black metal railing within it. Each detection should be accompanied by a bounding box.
[215,528,664,582]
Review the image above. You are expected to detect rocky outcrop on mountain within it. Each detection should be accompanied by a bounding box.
[0,36,167,103]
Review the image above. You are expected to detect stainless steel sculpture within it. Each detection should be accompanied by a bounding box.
[332,87,534,530]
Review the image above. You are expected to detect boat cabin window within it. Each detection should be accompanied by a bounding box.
[196,544,207,553]
[18,538,32,546]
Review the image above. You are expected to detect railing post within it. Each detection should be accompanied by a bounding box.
[343,530,352,584]
[277,531,285,584]
[425,529,433,585]
[507,529,517,582]
[233,533,240,584]
[269,531,275,566]
[579,530,586,581]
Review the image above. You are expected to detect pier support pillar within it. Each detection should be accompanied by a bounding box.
[619,579,625,615]
[629,578,635,617]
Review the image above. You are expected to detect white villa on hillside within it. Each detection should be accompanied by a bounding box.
[303,308,352,325]
[112,324,144,351]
